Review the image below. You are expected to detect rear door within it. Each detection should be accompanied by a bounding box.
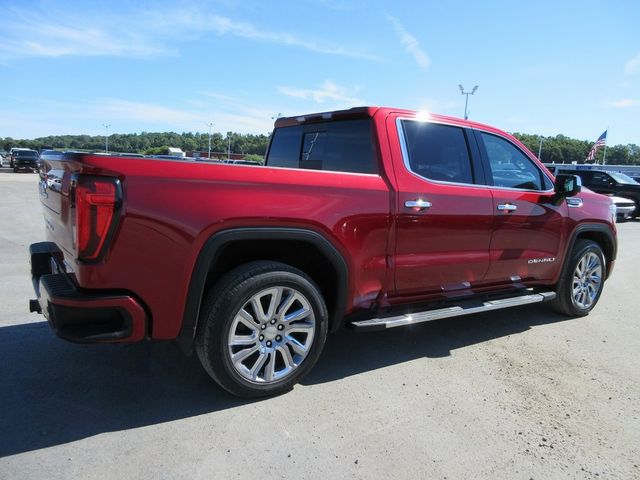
[475,130,566,284]
[389,116,494,297]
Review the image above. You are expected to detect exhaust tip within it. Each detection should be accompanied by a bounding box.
[29,299,42,314]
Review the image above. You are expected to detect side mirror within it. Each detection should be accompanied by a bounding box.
[554,174,582,201]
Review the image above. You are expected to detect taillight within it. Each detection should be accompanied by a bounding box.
[74,176,121,262]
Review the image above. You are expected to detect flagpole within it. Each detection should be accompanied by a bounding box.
[602,127,609,165]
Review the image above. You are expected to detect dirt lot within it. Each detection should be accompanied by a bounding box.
[1,168,639,479]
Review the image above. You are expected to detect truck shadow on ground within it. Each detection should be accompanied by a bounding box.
[0,304,572,457]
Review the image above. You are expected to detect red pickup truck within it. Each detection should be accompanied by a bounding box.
[29,107,617,397]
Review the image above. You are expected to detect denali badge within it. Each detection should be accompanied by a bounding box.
[528,257,556,264]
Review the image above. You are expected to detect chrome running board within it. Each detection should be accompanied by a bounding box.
[350,291,556,331]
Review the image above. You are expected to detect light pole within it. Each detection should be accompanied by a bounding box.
[538,136,544,160]
[207,122,214,159]
[227,132,232,160]
[458,85,478,120]
[102,123,111,152]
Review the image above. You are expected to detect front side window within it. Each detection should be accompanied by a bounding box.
[400,121,474,184]
[591,172,613,186]
[480,132,549,190]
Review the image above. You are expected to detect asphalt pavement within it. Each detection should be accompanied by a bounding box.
[0,167,638,479]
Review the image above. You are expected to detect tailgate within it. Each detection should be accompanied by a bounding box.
[39,154,82,258]
[39,152,123,262]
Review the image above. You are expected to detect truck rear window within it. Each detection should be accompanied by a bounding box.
[266,119,378,174]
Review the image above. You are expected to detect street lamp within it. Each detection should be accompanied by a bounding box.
[102,123,111,152]
[538,136,544,160]
[458,85,478,120]
[207,122,214,159]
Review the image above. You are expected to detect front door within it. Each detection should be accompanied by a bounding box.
[476,130,566,284]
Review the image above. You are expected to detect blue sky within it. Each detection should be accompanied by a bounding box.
[0,0,638,146]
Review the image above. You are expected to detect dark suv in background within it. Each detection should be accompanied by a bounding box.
[558,169,640,218]
[12,149,39,172]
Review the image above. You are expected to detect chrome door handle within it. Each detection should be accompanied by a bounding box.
[405,199,432,210]
[497,203,517,212]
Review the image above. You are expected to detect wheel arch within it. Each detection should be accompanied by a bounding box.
[176,228,349,354]
[563,223,616,280]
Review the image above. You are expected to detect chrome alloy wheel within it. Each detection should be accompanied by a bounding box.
[227,286,316,384]
[571,251,603,310]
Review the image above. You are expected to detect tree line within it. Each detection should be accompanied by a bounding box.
[1,131,270,157]
[513,133,640,165]
[2,130,639,165]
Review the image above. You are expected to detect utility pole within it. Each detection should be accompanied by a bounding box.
[538,136,544,160]
[207,122,214,159]
[458,85,478,120]
[102,123,111,152]
[227,132,231,160]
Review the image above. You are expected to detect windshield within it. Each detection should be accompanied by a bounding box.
[16,151,38,158]
[39,150,64,160]
[609,171,639,185]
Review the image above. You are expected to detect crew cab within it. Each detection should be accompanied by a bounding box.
[29,107,617,397]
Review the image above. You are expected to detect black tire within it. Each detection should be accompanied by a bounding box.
[195,261,328,398]
[552,239,606,316]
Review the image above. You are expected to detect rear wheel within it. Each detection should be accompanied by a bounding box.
[195,261,328,397]
[552,239,605,316]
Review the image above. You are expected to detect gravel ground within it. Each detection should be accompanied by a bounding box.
[1,168,639,479]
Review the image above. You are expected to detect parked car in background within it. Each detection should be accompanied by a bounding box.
[12,149,40,172]
[8,147,31,168]
[0,152,6,168]
[558,169,640,218]
[222,159,262,166]
[611,196,637,222]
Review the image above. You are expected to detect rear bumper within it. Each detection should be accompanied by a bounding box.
[29,242,147,343]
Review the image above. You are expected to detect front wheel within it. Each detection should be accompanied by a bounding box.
[195,261,328,397]
[552,239,605,316]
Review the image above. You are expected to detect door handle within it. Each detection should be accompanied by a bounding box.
[497,203,517,212]
[405,199,432,211]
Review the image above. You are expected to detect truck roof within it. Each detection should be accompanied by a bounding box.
[273,106,507,137]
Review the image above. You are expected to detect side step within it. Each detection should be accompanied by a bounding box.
[350,291,556,331]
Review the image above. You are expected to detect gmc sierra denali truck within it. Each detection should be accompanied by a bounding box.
[29,107,617,397]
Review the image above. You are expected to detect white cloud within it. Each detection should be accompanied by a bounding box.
[0,6,173,60]
[386,16,430,71]
[276,81,364,106]
[97,100,204,125]
[0,3,380,62]
[624,52,640,75]
[606,98,639,108]
[92,98,274,134]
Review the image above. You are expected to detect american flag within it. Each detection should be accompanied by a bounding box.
[586,130,607,162]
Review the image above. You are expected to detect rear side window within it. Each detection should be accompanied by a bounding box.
[400,121,474,184]
[267,126,303,169]
[266,119,377,174]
